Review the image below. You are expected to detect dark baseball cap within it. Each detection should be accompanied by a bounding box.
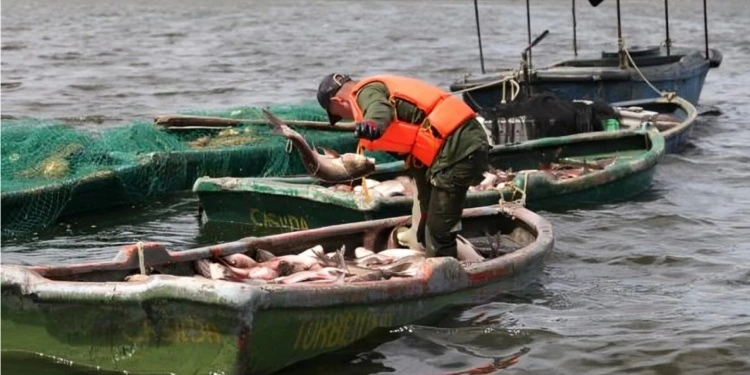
[317,73,352,126]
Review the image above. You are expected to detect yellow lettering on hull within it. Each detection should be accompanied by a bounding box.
[123,317,223,345]
[250,208,309,230]
[293,311,395,352]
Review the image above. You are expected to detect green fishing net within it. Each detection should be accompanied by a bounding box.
[0,102,397,236]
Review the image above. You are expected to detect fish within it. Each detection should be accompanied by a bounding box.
[249,248,324,273]
[277,254,324,273]
[255,249,277,262]
[222,253,257,268]
[380,254,426,277]
[344,259,419,279]
[299,245,325,258]
[274,267,346,284]
[124,274,151,282]
[194,259,231,280]
[395,176,415,192]
[354,247,374,258]
[215,257,295,281]
[329,184,353,192]
[395,177,424,250]
[312,245,349,270]
[345,270,392,283]
[477,172,499,190]
[370,179,407,197]
[353,253,395,267]
[456,234,485,263]
[244,265,282,280]
[262,109,377,183]
[377,249,425,260]
[359,179,382,188]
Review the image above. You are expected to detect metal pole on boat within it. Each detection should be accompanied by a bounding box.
[664,0,671,56]
[703,0,710,60]
[616,0,626,69]
[526,0,533,68]
[572,0,578,56]
[473,0,486,74]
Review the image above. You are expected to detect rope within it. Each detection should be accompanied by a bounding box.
[621,39,677,101]
[137,241,147,275]
[457,75,522,109]
[497,171,529,214]
[356,143,371,204]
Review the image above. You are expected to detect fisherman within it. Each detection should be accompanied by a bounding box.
[316,73,490,259]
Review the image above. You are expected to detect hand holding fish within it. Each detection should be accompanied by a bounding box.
[262,109,377,183]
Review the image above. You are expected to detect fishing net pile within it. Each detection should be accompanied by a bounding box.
[476,92,620,144]
[0,102,397,236]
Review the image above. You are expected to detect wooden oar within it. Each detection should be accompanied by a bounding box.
[153,114,357,132]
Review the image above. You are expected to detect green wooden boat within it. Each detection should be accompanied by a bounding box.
[193,128,665,231]
[1,204,554,375]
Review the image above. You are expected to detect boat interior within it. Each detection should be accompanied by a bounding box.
[551,47,686,69]
[614,101,689,133]
[22,207,535,285]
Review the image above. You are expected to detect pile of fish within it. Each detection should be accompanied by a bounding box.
[192,246,434,285]
[183,164,514,286]
[326,161,612,198]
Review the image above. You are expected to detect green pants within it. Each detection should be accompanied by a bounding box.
[411,147,489,258]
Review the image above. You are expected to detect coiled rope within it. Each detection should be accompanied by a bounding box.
[497,171,529,214]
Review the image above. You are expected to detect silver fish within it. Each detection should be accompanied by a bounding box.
[255,249,277,262]
[215,257,294,280]
[351,179,381,191]
[354,247,374,258]
[329,184,353,192]
[477,172,499,189]
[263,109,376,183]
[370,179,407,197]
[299,245,323,258]
[222,253,257,268]
[274,267,346,284]
[379,254,426,277]
[194,259,230,280]
[277,254,324,273]
[345,271,391,283]
[456,234,485,263]
[377,249,425,260]
[125,274,151,282]
[395,177,423,251]
[353,253,395,267]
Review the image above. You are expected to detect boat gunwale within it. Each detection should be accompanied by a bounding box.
[449,47,720,89]
[612,95,698,140]
[0,206,554,309]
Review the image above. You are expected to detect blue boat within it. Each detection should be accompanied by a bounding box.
[476,94,696,155]
[453,0,722,110]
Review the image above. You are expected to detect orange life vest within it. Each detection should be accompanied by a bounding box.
[348,75,476,167]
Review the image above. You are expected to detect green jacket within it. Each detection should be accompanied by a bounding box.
[355,81,489,180]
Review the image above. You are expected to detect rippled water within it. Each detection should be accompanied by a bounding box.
[2,0,750,374]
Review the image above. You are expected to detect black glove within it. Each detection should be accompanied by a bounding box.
[353,120,382,140]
